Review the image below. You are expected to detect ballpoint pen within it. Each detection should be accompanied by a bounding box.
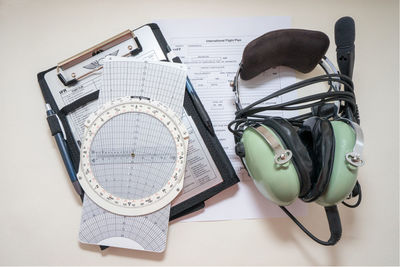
[186,78,215,136]
[45,103,84,199]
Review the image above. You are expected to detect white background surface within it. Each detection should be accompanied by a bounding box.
[0,0,398,265]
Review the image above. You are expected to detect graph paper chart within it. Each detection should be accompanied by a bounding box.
[79,59,187,252]
[78,97,188,215]
[100,56,187,114]
[80,197,169,252]
[90,112,176,200]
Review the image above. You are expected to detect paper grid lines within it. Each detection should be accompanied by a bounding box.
[100,57,187,114]
[79,58,187,252]
[90,112,177,199]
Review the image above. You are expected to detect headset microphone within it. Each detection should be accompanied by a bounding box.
[335,16,358,122]
[335,16,355,79]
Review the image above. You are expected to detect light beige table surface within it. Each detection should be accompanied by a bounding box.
[0,0,398,265]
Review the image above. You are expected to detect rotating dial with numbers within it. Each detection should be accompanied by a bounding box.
[77,96,189,216]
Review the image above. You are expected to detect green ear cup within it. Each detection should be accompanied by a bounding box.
[241,125,300,206]
[316,121,359,206]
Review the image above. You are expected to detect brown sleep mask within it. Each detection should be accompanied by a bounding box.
[240,29,330,80]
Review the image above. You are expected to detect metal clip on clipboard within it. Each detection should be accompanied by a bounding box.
[57,30,142,86]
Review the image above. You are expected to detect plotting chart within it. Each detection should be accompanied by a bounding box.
[78,58,188,252]
[78,97,188,216]
[80,197,169,252]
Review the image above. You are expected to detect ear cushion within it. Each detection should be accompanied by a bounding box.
[316,121,359,206]
[298,117,335,202]
[262,118,313,197]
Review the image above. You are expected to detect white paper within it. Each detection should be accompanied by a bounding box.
[100,57,188,112]
[80,57,189,253]
[156,17,307,221]
[173,112,223,205]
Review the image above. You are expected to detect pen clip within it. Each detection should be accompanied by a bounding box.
[56,30,142,86]
[56,113,67,140]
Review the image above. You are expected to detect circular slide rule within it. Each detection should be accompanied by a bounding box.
[77,96,189,216]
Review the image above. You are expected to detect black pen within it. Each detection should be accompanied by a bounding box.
[46,104,84,199]
[186,78,215,136]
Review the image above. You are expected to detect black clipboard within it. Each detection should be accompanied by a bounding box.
[37,23,239,220]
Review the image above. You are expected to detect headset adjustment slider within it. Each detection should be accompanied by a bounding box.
[252,125,293,165]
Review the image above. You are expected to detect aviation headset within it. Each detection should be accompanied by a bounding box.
[228,29,364,246]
